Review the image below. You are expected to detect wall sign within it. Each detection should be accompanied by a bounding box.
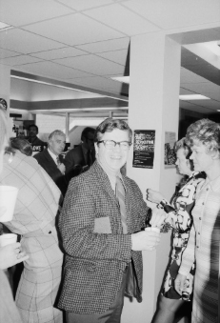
[132,130,155,169]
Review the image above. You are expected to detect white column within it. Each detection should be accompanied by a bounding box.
[65,112,70,143]
[0,65,11,134]
[0,65,11,115]
[122,32,181,323]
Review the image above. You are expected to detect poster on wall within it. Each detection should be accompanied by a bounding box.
[164,132,176,168]
[132,130,155,169]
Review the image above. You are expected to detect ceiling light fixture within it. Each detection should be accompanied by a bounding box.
[179,94,210,100]
[202,41,220,57]
[11,75,99,94]
[0,21,11,30]
[29,107,128,113]
[11,74,129,103]
[111,76,130,84]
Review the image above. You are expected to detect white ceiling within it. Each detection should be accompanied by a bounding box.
[0,0,219,116]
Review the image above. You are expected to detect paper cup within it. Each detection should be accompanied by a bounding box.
[145,227,160,233]
[0,233,17,247]
[0,186,18,222]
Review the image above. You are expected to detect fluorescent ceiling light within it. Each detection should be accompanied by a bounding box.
[111,76,130,84]
[0,21,11,30]
[202,41,220,57]
[11,75,97,94]
[11,74,128,102]
[179,94,210,100]
[30,107,128,113]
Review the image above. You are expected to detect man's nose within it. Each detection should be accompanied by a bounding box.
[114,143,121,150]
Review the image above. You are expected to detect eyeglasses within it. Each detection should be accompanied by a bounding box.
[98,140,132,150]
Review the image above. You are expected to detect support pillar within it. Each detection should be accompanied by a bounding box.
[65,112,70,143]
[0,65,12,135]
[122,32,181,323]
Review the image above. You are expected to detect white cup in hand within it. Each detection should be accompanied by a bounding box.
[145,227,160,233]
[144,227,160,250]
[0,233,17,247]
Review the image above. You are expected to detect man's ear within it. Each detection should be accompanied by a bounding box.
[94,143,98,155]
[47,139,52,148]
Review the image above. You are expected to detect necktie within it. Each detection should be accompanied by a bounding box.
[56,156,61,166]
[115,176,128,234]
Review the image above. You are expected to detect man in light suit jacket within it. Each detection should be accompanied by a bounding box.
[58,118,161,323]
[34,130,68,197]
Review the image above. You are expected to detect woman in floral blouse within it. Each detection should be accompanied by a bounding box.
[146,137,205,323]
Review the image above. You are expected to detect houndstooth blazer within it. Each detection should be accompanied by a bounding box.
[58,161,150,314]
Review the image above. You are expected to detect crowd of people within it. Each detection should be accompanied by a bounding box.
[0,109,219,323]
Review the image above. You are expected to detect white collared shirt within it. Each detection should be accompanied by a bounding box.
[47,148,59,165]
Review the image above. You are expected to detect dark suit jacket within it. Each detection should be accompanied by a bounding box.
[65,145,95,181]
[34,149,68,197]
[58,161,150,314]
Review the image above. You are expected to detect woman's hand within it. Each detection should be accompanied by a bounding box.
[146,189,164,204]
[174,273,187,295]
[150,208,166,228]
[0,242,29,270]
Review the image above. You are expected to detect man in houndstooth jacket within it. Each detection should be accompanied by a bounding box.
[58,118,161,323]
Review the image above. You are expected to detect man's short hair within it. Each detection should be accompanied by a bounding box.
[94,118,132,142]
[81,127,95,141]
[48,130,66,140]
[27,124,39,133]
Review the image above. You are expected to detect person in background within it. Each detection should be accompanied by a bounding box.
[0,146,64,323]
[58,118,161,323]
[65,127,95,180]
[0,109,29,323]
[26,124,47,153]
[175,119,220,323]
[147,138,205,323]
[34,130,68,197]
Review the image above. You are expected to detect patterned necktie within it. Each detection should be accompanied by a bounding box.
[116,176,128,234]
[56,156,61,166]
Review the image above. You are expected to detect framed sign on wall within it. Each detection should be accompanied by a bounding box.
[132,130,155,169]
